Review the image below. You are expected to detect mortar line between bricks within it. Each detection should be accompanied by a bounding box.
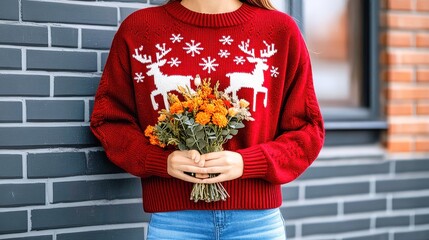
[388,231,394,240]
[47,25,52,48]
[387,194,393,212]
[49,75,54,97]
[47,179,53,204]
[27,209,32,233]
[370,177,376,195]
[0,173,133,184]
[21,48,26,71]
[22,99,27,123]
[22,152,27,179]
[84,99,90,122]
[0,96,95,101]
[410,213,415,229]
[0,20,120,31]
[0,122,90,127]
[0,44,109,53]
[0,146,103,154]
[370,215,376,231]
[78,28,82,49]
[338,199,344,216]
[0,70,101,77]
[18,0,22,23]
[97,52,101,72]
[0,198,143,213]
[116,6,121,25]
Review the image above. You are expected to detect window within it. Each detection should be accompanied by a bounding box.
[285,0,386,145]
[303,0,363,108]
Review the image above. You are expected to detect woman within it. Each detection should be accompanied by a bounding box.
[90,0,324,239]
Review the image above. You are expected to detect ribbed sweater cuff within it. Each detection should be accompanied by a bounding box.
[237,145,268,179]
[145,148,173,178]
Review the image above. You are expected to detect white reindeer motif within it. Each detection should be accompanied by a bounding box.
[132,44,193,110]
[225,40,277,111]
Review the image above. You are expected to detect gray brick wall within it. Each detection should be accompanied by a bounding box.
[1,1,429,240]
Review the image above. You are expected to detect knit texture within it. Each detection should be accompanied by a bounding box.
[90,1,324,213]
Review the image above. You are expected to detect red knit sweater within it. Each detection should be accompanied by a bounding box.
[90,2,324,213]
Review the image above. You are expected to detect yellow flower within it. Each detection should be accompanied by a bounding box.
[168,93,180,104]
[212,113,228,127]
[239,99,250,108]
[169,102,184,114]
[195,112,211,125]
[228,108,238,117]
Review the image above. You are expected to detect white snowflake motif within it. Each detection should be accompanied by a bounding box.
[134,72,145,83]
[270,66,279,78]
[199,57,219,73]
[233,56,246,65]
[167,57,181,67]
[218,50,230,58]
[170,34,183,43]
[183,40,203,57]
[219,35,234,45]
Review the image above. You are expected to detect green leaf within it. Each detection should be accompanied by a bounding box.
[235,122,245,129]
[196,130,205,139]
[195,124,204,132]
[186,138,195,147]
[225,135,233,140]
[178,143,188,150]
[229,121,237,127]
[230,129,238,135]
[207,131,216,136]
[197,139,207,149]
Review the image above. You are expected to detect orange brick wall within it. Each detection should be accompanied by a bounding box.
[380,0,429,153]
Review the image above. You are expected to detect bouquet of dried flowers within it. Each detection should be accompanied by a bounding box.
[144,76,254,203]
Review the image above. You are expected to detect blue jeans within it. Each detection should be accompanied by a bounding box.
[147,208,286,240]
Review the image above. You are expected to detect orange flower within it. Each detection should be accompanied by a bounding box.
[149,136,165,148]
[212,113,228,127]
[214,105,228,115]
[202,103,216,114]
[158,114,167,122]
[169,102,184,114]
[195,112,211,125]
[182,100,195,112]
[144,125,155,137]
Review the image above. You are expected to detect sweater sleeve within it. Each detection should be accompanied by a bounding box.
[90,28,172,179]
[237,21,325,185]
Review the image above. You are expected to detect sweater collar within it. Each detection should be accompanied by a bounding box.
[163,1,257,28]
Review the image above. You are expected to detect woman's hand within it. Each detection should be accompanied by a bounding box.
[200,151,244,184]
[167,150,208,183]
